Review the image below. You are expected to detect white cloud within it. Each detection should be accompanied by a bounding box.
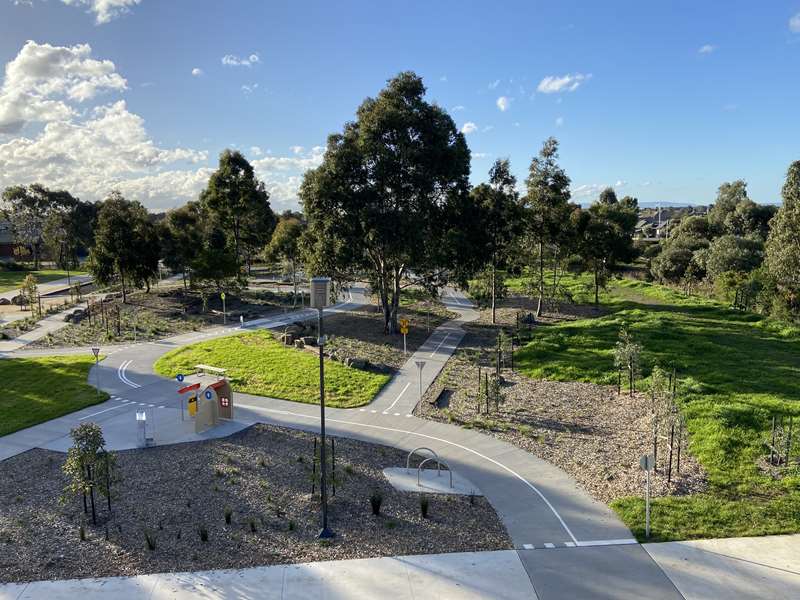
[250,146,263,156]
[62,0,140,23]
[253,146,324,173]
[440,75,448,82]
[473,152,490,159]
[252,146,326,211]
[482,125,494,132]
[573,180,626,198]
[241,83,259,94]
[0,40,127,134]
[191,68,203,77]
[16,0,141,23]
[790,12,800,33]
[537,73,591,94]
[451,105,465,111]
[555,116,564,127]
[290,145,304,155]
[488,79,500,90]
[222,53,260,67]
[0,41,207,209]
[460,122,477,135]
[496,96,510,111]
[698,44,716,54]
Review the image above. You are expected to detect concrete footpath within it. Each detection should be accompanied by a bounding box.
[2,536,798,599]
[0,550,536,600]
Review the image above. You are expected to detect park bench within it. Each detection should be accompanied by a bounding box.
[195,364,227,378]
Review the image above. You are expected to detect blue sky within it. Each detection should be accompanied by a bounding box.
[1,0,799,211]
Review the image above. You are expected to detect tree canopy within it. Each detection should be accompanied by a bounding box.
[300,71,475,332]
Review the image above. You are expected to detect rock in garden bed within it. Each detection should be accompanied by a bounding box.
[0,424,511,584]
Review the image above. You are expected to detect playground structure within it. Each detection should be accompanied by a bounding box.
[177,375,235,434]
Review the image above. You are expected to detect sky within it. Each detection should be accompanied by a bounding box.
[1,0,799,213]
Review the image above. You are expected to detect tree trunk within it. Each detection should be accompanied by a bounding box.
[120,267,127,303]
[491,263,496,325]
[594,266,599,307]
[291,257,298,308]
[536,240,544,316]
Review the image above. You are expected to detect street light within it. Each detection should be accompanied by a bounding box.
[310,276,334,539]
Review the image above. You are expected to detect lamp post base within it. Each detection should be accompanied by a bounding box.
[318,527,336,540]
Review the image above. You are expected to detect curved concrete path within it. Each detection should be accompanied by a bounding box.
[0,285,685,598]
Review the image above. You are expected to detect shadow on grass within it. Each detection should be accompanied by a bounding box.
[1,355,107,436]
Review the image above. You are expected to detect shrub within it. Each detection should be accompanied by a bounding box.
[198,524,209,542]
[224,506,233,525]
[144,529,156,551]
[420,495,429,518]
[288,520,296,531]
[248,518,258,533]
[78,525,86,541]
[369,491,383,516]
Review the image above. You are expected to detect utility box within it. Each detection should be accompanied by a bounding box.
[310,277,331,309]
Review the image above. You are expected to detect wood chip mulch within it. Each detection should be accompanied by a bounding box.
[0,424,510,584]
[415,322,708,505]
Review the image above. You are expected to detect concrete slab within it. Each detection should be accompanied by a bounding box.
[519,545,683,599]
[0,550,536,600]
[644,535,800,600]
[383,466,483,495]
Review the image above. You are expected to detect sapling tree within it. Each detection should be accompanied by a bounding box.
[613,326,642,396]
[649,366,670,469]
[21,273,38,315]
[62,422,118,525]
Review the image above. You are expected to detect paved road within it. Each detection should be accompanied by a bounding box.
[0,285,689,598]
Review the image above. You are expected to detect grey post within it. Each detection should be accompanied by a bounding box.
[415,360,426,407]
[311,277,334,539]
[640,454,653,538]
[92,346,100,401]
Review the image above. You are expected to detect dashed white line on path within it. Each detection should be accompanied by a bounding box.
[238,403,580,544]
[383,382,410,414]
[429,333,451,357]
[79,405,127,420]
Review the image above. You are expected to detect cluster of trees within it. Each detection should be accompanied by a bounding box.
[300,72,639,331]
[2,150,278,302]
[646,164,800,318]
[1,184,96,270]
[3,70,797,326]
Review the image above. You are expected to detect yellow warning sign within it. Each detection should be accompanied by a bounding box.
[188,395,197,417]
[400,326,409,335]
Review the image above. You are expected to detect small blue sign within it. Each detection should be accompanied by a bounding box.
[176,374,185,383]
[205,390,213,400]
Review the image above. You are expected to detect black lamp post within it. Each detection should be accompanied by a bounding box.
[310,276,334,539]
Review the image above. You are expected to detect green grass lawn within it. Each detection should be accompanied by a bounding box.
[0,269,88,293]
[0,355,108,437]
[514,273,800,542]
[154,330,391,408]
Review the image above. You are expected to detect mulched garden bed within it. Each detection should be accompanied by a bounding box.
[300,298,454,372]
[415,322,707,505]
[0,424,510,584]
[30,285,293,349]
